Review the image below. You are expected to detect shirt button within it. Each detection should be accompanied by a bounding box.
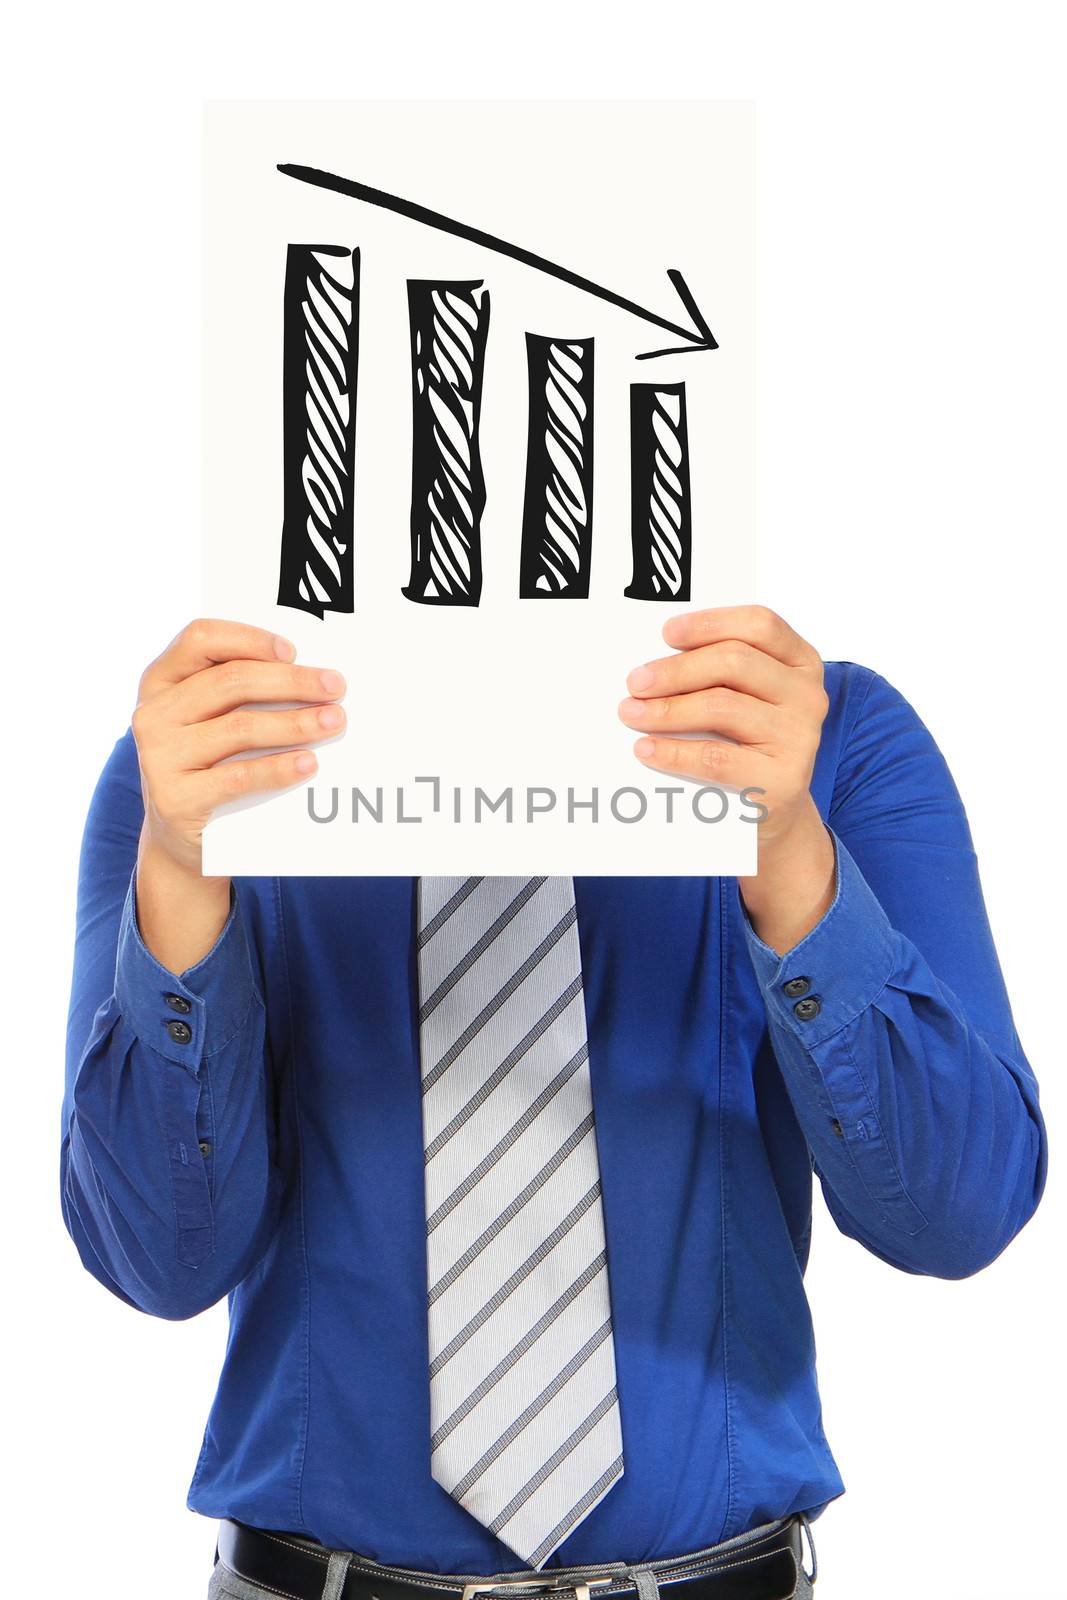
[165,993,192,1014]
[793,996,822,1022]
[166,1019,193,1044]
[783,976,811,999]
[198,1140,212,1157]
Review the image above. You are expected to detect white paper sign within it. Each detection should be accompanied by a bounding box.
[202,100,757,876]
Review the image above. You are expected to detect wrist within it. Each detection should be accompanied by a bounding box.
[137,827,229,892]
[136,828,232,973]
[738,798,836,956]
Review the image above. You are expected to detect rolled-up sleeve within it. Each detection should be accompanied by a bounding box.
[741,668,1047,1279]
[61,729,282,1319]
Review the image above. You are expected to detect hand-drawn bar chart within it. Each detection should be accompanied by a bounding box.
[276,244,360,617]
[520,335,595,598]
[273,167,715,614]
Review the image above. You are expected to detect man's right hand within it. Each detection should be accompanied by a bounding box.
[130,618,346,973]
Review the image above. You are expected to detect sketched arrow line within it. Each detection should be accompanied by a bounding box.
[277,164,718,359]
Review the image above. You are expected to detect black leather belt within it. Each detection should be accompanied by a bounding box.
[214,1515,810,1600]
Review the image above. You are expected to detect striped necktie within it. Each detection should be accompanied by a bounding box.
[415,876,625,1569]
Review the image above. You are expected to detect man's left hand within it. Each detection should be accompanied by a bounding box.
[619,605,836,953]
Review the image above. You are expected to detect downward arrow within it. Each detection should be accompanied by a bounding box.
[277,164,718,359]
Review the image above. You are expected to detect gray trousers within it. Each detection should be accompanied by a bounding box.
[207,1513,817,1600]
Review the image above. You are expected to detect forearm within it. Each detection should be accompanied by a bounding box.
[136,828,231,973]
[741,830,1047,1278]
[63,777,281,1320]
[63,985,279,1319]
[807,982,1044,1278]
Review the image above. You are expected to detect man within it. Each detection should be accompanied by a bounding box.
[61,607,1046,1600]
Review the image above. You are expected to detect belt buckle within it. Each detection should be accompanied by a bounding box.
[462,1577,615,1600]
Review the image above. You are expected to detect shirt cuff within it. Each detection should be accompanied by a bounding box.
[739,828,898,1046]
[113,867,259,1071]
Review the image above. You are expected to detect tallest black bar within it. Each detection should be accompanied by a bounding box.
[277,244,360,617]
[404,280,491,606]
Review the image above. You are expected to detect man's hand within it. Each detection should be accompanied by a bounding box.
[131,618,346,972]
[619,605,835,955]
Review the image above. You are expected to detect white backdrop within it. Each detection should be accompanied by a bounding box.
[6,5,1063,1598]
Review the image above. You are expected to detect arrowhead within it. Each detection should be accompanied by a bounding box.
[635,270,719,360]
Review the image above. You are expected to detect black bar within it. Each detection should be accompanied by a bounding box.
[403,280,490,606]
[519,336,595,598]
[625,382,692,601]
[277,245,360,617]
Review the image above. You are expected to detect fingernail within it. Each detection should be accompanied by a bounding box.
[319,670,346,696]
[295,752,317,775]
[619,697,647,720]
[318,704,345,730]
[634,738,656,759]
[273,634,296,661]
[628,665,655,692]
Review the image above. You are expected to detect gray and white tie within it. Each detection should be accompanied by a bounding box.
[415,876,625,1570]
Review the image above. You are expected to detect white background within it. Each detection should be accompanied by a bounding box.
[201,100,757,876]
[5,4,1063,1597]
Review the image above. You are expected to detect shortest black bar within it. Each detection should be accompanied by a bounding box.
[626,382,692,601]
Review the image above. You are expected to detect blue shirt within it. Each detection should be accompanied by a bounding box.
[60,662,1047,1571]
